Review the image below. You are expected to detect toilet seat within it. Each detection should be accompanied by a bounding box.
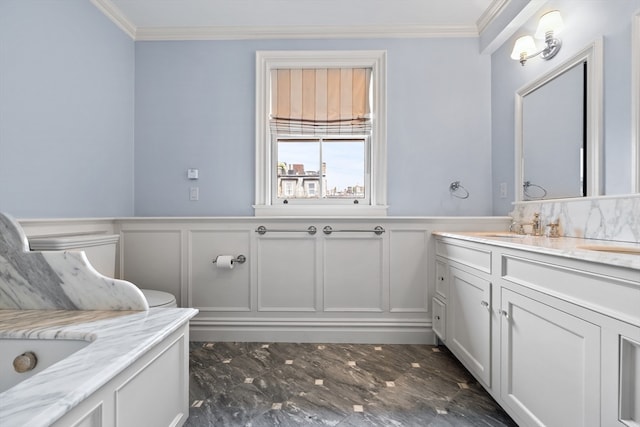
[141,289,177,308]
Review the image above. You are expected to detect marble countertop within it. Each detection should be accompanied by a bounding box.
[0,308,198,427]
[432,231,640,271]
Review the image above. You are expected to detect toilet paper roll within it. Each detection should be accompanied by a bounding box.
[216,255,235,270]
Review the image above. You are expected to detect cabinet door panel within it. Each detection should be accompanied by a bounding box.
[500,288,600,427]
[448,267,491,387]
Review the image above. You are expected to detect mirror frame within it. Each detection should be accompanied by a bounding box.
[632,11,640,193]
[515,38,603,202]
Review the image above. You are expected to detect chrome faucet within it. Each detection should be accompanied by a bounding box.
[531,213,541,236]
[509,213,542,236]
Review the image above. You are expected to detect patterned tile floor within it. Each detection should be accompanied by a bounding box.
[185,342,518,427]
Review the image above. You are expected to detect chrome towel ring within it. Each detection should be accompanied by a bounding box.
[449,181,469,199]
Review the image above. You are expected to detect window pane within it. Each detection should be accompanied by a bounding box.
[277,141,320,199]
[323,140,366,199]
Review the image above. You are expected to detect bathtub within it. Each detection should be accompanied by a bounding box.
[1,338,90,393]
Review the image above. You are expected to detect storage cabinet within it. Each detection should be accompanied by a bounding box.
[500,288,601,427]
[434,234,640,427]
[447,267,492,388]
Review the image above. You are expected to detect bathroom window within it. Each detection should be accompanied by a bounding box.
[275,136,368,203]
[255,50,387,216]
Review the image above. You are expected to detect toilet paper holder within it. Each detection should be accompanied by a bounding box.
[212,255,246,264]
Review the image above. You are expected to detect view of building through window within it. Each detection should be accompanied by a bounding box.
[276,138,366,199]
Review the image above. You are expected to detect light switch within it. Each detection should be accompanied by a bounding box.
[187,168,199,180]
[189,187,199,201]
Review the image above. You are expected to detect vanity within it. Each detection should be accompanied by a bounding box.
[432,231,640,427]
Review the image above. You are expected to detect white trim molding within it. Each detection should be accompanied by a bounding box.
[254,50,388,217]
[136,25,478,41]
[632,10,640,193]
[90,0,136,39]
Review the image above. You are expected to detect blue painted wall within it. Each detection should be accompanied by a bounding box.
[490,0,640,215]
[0,0,135,218]
[134,38,492,216]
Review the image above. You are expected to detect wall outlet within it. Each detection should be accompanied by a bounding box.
[189,186,199,201]
[499,182,508,198]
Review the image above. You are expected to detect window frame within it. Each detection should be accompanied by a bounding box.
[255,50,387,216]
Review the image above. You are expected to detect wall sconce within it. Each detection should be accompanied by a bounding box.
[511,10,564,66]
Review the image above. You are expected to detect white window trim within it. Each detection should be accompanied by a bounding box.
[254,50,388,217]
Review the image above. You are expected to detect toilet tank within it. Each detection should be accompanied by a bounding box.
[28,234,120,278]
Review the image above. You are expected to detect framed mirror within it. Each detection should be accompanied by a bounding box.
[515,39,603,201]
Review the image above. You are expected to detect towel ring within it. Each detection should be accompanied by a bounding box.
[523,181,547,200]
[449,181,469,199]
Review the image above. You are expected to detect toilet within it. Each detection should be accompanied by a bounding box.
[28,233,177,308]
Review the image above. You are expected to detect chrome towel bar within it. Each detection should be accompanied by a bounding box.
[322,226,385,235]
[256,226,317,235]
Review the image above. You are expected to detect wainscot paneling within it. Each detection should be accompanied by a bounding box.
[119,229,183,306]
[189,230,251,311]
[323,233,385,312]
[256,234,318,312]
[112,216,510,344]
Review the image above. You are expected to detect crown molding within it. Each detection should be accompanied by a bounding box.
[476,0,510,34]
[134,24,478,41]
[91,0,136,39]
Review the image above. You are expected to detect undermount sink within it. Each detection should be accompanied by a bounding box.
[474,232,524,238]
[577,244,640,255]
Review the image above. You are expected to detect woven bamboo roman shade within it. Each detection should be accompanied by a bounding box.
[270,68,372,135]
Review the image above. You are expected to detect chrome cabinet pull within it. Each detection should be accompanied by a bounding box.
[499,309,510,319]
[480,300,489,309]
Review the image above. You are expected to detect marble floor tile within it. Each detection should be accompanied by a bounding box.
[185,342,517,427]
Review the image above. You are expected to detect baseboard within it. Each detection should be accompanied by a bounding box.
[189,319,436,344]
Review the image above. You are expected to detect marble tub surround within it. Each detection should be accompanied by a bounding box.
[185,342,516,427]
[510,194,640,243]
[0,212,147,310]
[433,231,640,270]
[0,307,198,427]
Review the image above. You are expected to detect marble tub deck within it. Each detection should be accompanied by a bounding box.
[186,342,517,427]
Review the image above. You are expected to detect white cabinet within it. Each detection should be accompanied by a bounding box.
[432,259,448,342]
[447,267,492,388]
[500,288,601,427]
[435,234,640,427]
[53,324,190,427]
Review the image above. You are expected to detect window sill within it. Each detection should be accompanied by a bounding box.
[253,205,388,217]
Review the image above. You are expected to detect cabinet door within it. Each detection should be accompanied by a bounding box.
[447,267,492,387]
[500,288,600,427]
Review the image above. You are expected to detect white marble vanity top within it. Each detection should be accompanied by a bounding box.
[0,307,198,427]
[433,231,640,271]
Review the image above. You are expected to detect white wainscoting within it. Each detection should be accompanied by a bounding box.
[16,216,510,343]
[114,217,510,344]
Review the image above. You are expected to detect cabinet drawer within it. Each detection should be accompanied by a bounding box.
[435,240,491,274]
[502,255,640,326]
[435,259,448,300]
[432,298,446,341]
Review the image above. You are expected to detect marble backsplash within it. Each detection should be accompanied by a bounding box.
[0,213,148,310]
[510,194,640,243]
